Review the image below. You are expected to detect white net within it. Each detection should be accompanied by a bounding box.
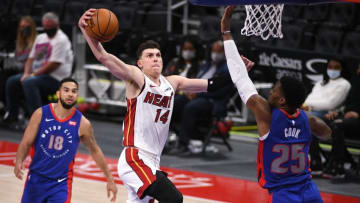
[241,4,284,40]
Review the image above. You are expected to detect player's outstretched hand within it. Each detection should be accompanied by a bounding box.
[241,55,255,72]
[221,6,235,33]
[14,161,25,180]
[107,181,118,202]
[78,9,96,30]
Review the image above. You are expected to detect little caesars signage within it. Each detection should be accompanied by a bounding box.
[255,48,329,87]
[258,52,303,81]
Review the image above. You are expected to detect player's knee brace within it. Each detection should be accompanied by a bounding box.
[143,170,183,203]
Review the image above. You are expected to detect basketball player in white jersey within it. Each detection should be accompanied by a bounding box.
[79,9,253,203]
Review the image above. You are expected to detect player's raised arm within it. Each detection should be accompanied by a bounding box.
[79,116,117,202]
[78,9,144,87]
[14,108,42,180]
[221,6,271,136]
[306,113,332,140]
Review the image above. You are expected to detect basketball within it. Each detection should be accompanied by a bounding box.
[85,8,119,42]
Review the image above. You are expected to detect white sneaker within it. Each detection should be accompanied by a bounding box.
[205,145,219,154]
[188,140,203,154]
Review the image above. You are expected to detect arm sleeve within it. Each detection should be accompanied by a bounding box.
[224,40,258,104]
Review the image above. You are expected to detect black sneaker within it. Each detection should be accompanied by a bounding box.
[0,111,17,127]
[322,161,345,179]
[166,145,190,156]
[310,159,323,177]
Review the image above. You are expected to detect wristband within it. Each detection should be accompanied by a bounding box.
[222,30,231,35]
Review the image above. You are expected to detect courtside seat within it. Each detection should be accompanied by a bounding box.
[340,31,360,58]
[201,118,233,154]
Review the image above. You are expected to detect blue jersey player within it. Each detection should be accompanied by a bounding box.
[14,78,118,202]
[221,6,332,203]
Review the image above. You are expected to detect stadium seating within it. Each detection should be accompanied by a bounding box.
[0,0,13,19]
[88,0,113,10]
[325,2,358,28]
[10,0,34,20]
[274,23,305,50]
[341,31,360,58]
[32,0,67,25]
[302,4,330,22]
[314,26,344,54]
[199,16,220,43]
[282,5,303,23]
[112,6,136,32]
[143,3,168,34]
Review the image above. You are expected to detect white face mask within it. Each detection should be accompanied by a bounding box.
[182,50,195,60]
[211,52,224,63]
[327,69,341,79]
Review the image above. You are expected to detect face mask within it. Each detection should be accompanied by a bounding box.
[327,69,341,79]
[182,50,195,60]
[20,26,32,37]
[211,52,224,63]
[44,27,58,38]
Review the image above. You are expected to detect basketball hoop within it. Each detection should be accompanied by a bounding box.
[241,4,284,40]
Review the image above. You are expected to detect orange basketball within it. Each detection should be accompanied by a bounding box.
[85,8,119,42]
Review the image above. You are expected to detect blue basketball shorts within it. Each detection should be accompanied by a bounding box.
[21,172,72,203]
[268,180,323,203]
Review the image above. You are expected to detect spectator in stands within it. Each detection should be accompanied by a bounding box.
[163,39,202,126]
[322,63,360,179]
[169,40,233,155]
[2,12,73,125]
[302,59,351,174]
[0,16,37,115]
[163,38,201,78]
[303,59,351,117]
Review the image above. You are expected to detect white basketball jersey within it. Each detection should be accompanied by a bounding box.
[122,74,174,156]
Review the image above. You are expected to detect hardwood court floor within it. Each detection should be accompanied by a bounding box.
[0,165,221,203]
[1,120,359,203]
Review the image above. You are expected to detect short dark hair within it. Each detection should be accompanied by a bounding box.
[279,76,306,109]
[59,77,78,90]
[136,40,161,59]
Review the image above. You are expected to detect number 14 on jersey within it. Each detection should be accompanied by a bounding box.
[155,109,170,124]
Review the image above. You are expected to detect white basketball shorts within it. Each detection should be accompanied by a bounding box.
[118,147,160,203]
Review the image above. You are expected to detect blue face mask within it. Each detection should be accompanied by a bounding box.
[327,69,341,79]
